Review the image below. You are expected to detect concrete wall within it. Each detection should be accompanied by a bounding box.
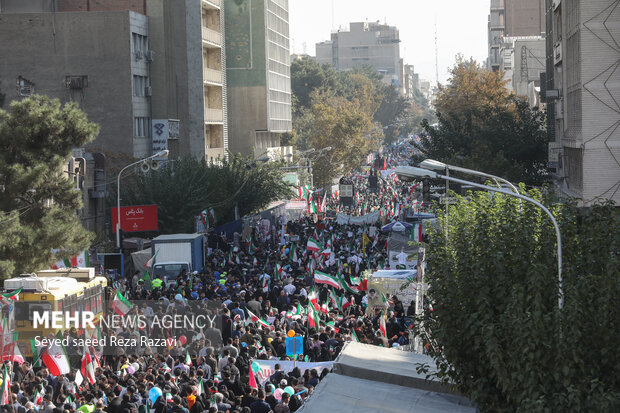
[505,0,545,37]
[0,11,136,156]
[147,0,206,159]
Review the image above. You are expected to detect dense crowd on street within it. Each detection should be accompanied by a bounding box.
[1,142,428,413]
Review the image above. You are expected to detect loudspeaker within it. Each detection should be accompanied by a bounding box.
[150,160,160,170]
[140,161,150,173]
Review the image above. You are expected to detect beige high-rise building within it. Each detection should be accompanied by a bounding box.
[546,0,620,206]
[488,0,545,71]
[316,21,402,88]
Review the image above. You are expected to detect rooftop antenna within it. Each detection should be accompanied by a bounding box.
[434,20,439,87]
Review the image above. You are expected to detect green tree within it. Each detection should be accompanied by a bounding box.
[415,57,548,185]
[422,189,619,412]
[116,154,292,234]
[0,95,98,278]
[308,91,382,187]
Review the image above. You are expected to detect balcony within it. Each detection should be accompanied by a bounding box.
[202,26,221,47]
[204,108,223,123]
[203,68,222,85]
[202,0,220,9]
[206,148,226,163]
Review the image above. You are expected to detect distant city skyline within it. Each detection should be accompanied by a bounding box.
[289,0,490,86]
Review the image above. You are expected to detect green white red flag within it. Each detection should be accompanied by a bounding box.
[0,363,10,405]
[50,250,90,269]
[379,312,387,338]
[185,352,192,366]
[314,271,340,289]
[80,346,96,385]
[112,290,133,316]
[42,332,71,376]
[307,303,318,328]
[306,238,322,252]
[246,309,270,329]
[1,287,22,301]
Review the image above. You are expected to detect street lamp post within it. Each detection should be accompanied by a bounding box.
[297,147,332,189]
[116,150,169,248]
[394,165,564,310]
[419,159,520,194]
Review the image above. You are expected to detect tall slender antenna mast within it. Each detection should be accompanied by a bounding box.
[434,21,439,86]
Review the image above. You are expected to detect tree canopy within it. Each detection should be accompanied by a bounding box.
[115,154,292,234]
[415,57,548,185]
[422,189,619,412]
[0,95,98,278]
[290,58,432,186]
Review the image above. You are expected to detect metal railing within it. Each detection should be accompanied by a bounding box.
[204,108,223,123]
[201,27,221,46]
[203,68,222,84]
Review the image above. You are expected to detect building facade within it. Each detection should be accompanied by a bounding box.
[546,0,620,206]
[488,0,545,71]
[224,0,293,159]
[0,8,152,158]
[499,36,546,97]
[315,21,402,88]
[0,0,228,162]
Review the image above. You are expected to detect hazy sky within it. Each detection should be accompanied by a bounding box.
[289,0,490,85]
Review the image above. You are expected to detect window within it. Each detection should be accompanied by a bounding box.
[134,117,151,138]
[132,33,148,57]
[133,75,148,97]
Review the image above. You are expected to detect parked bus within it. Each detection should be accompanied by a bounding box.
[3,267,107,357]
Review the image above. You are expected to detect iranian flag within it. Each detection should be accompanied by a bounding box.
[2,287,22,301]
[209,207,217,225]
[379,313,387,338]
[33,388,44,407]
[145,250,159,268]
[0,364,9,405]
[31,339,42,367]
[80,346,96,385]
[308,288,320,312]
[246,309,270,329]
[51,251,90,269]
[351,329,360,342]
[314,271,340,289]
[41,332,71,376]
[112,290,133,316]
[307,304,318,329]
[320,191,327,212]
[308,200,317,214]
[197,378,205,396]
[1,341,25,365]
[306,238,322,253]
[185,352,192,366]
[248,361,258,389]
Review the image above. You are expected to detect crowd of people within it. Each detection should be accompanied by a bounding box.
[2,142,429,413]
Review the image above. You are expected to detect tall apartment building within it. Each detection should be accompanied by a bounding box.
[488,0,545,71]
[224,0,293,159]
[147,0,228,162]
[403,64,418,100]
[0,0,228,162]
[545,0,620,206]
[499,36,546,97]
[315,21,402,88]
[0,6,152,158]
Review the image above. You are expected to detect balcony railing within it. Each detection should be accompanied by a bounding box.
[202,0,220,8]
[202,27,221,46]
[204,108,223,123]
[203,68,222,85]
